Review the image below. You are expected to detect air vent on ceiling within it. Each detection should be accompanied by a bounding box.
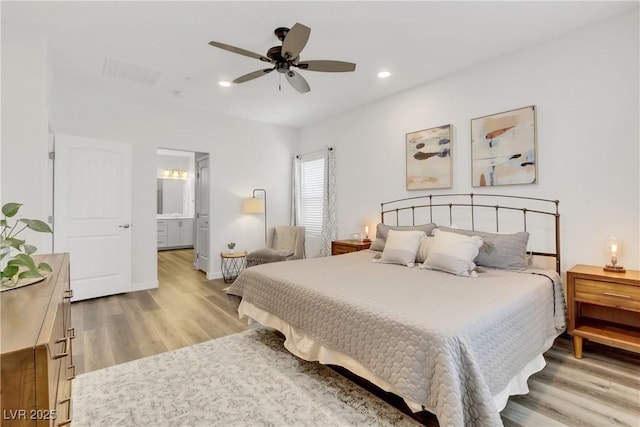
[102,57,162,86]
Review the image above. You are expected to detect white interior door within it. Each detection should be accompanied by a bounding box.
[54,134,132,301]
[195,155,210,272]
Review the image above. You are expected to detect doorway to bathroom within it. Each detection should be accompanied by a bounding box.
[156,149,210,278]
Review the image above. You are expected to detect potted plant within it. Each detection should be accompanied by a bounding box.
[1,202,53,289]
[227,242,236,254]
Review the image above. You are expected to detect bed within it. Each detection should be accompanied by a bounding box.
[227,194,566,427]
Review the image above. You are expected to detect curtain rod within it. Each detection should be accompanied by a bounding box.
[295,146,333,159]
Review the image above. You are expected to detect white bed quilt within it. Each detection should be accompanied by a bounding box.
[227,250,566,427]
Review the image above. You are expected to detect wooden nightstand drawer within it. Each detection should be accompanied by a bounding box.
[575,278,640,312]
[331,240,371,255]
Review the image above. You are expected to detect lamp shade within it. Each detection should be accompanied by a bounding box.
[243,197,265,214]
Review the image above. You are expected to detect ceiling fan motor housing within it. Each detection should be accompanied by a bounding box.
[267,46,296,73]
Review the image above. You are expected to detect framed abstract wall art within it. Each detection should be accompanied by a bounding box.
[406,124,452,190]
[471,105,537,187]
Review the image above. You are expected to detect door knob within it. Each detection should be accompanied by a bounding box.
[119,224,130,229]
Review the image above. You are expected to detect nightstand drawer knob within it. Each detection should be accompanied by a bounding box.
[603,292,632,299]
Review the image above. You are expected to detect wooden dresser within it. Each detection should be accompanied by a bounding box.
[331,240,372,255]
[567,264,640,358]
[1,253,74,426]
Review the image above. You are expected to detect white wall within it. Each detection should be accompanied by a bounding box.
[49,76,297,287]
[300,11,639,271]
[0,23,52,253]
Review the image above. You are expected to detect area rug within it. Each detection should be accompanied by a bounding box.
[73,327,420,426]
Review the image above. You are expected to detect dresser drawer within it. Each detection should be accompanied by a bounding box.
[575,278,640,312]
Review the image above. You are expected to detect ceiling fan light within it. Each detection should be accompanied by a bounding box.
[218,81,232,87]
[377,71,391,78]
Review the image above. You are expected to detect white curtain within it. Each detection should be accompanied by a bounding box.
[291,147,337,257]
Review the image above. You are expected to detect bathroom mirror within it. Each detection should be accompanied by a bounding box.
[157,178,187,215]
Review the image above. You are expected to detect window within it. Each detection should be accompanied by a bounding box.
[298,155,324,237]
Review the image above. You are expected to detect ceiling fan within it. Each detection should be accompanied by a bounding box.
[208,23,356,94]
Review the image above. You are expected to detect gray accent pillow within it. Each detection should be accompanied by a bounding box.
[437,226,530,270]
[370,223,437,252]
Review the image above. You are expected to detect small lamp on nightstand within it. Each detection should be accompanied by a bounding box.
[604,237,625,273]
[363,225,371,243]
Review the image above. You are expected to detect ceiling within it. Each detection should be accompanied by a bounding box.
[2,1,637,129]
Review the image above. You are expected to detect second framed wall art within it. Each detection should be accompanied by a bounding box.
[406,124,452,190]
[471,105,537,187]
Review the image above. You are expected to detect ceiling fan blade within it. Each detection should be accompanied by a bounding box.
[281,23,310,60]
[285,70,310,93]
[208,41,273,63]
[232,68,275,84]
[298,60,356,72]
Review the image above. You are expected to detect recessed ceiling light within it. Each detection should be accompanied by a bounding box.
[219,81,232,87]
[377,71,391,79]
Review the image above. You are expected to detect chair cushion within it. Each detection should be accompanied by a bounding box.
[272,226,297,257]
[246,248,289,263]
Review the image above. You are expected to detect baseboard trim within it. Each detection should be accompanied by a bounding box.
[207,271,223,280]
[132,280,159,291]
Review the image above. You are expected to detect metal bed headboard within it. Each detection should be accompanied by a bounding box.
[380,193,561,274]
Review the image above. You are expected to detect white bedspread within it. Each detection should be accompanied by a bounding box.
[227,250,566,427]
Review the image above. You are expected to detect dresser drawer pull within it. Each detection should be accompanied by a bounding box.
[53,336,71,359]
[67,364,76,381]
[58,397,72,426]
[603,292,632,299]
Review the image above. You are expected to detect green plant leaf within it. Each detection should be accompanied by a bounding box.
[1,265,19,278]
[18,270,43,279]
[38,262,52,272]
[2,203,22,218]
[0,250,9,261]
[3,237,25,250]
[23,244,37,255]
[19,219,52,233]
[7,254,37,270]
[0,219,6,227]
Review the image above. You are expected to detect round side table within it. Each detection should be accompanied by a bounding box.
[220,251,247,283]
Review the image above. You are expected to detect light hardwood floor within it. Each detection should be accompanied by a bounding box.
[71,249,640,426]
[71,249,246,375]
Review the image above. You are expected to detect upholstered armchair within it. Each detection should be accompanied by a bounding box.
[246,226,305,267]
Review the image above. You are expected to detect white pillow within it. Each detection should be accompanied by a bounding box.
[380,229,424,267]
[421,229,483,276]
[415,235,433,263]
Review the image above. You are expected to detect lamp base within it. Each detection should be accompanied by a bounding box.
[604,264,626,273]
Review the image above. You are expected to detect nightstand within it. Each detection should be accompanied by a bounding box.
[331,239,372,255]
[567,264,640,358]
